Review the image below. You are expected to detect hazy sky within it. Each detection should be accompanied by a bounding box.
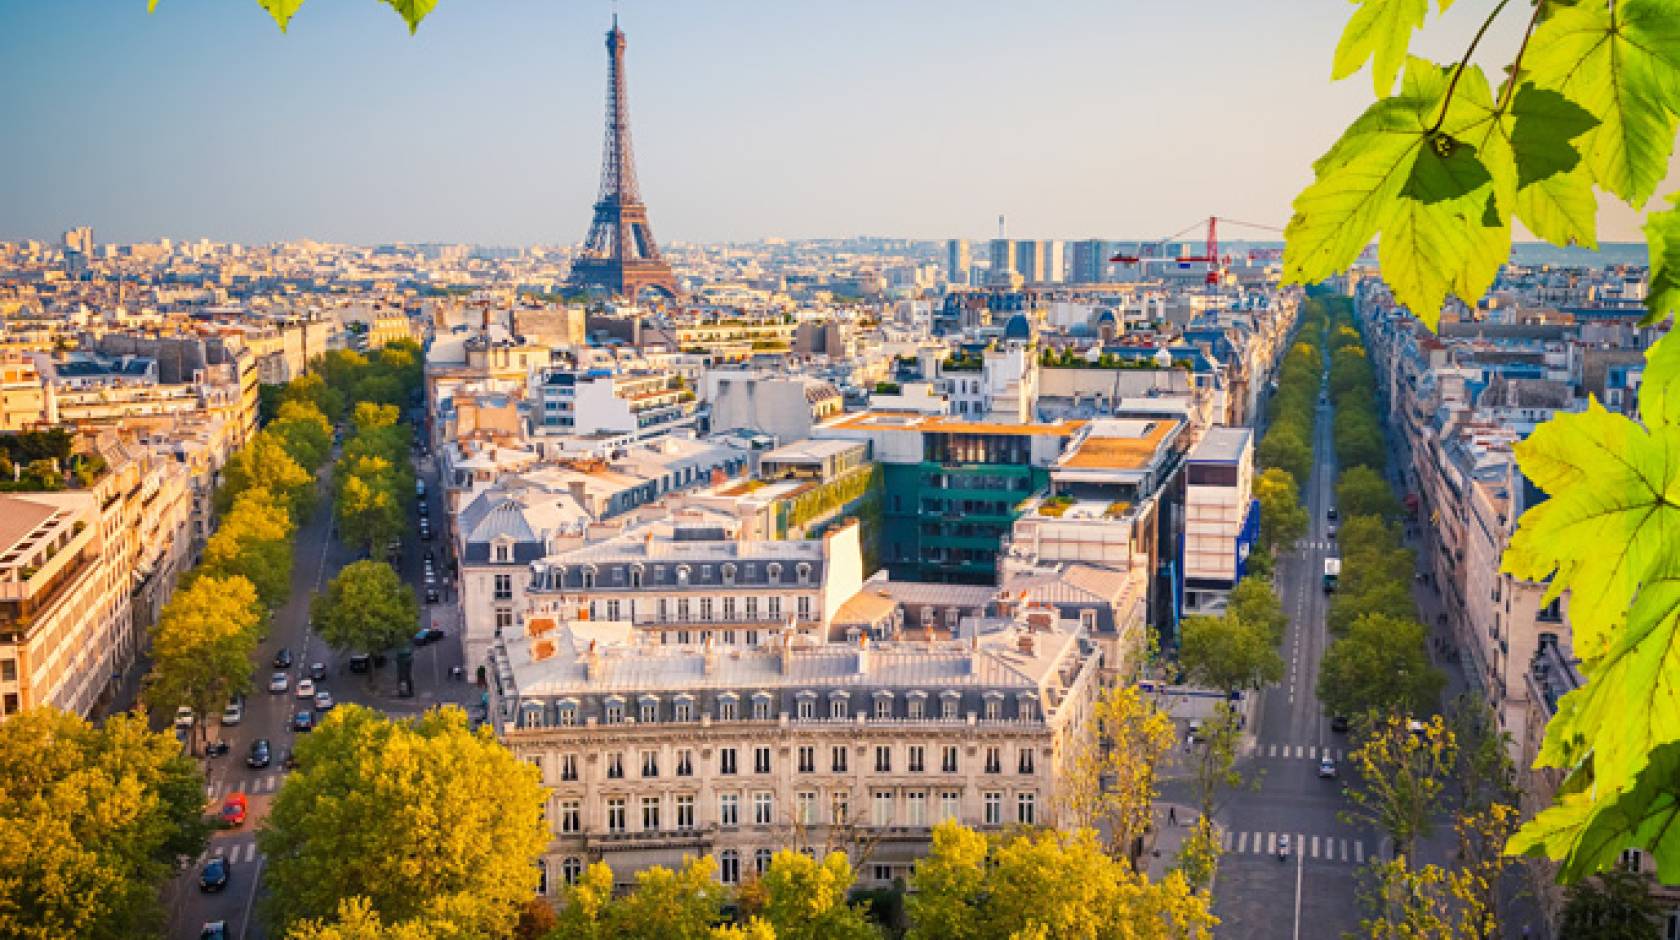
[0,0,1668,246]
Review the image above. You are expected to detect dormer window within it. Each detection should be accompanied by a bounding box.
[604,697,625,724]
[581,567,596,589]
[796,563,812,585]
[677,566,691,587]
[493,540,513,563]
[767,563,782,583]
[718,693,739,721]
[752,691,773,720]
[630,565,644,588]
[829,691,850,719]
[722,563,737,586]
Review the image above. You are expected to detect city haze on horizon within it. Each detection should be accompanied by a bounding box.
[1,0,1671,246]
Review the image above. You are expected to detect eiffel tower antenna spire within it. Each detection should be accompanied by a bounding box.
[569,11,676,298]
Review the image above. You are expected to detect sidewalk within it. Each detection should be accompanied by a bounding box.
[1143,801,1205,882]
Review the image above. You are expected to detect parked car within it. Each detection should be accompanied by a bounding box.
[348,654,371,674]
[425,587,440,604]
[269,672,290,693]
[198,857,229,892]
[220,700,243,726]
[1330,715,1350,733]
[314,689,334,712]
[1187,719,1204,742]
[418,501,429,517]
[309,662,327,681]
[282,747,298,770]
[273,648,293,668]
[293,710,315,733]
[247,738,271,769]
[218,793,248,828]
[173,706,195,731]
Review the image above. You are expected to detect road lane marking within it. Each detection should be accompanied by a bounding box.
[1355,841,1364,863]
[1266,832,1276,854]
[1310,836,1319,859]
[1237,832,1248,853]
[1222,829,1233,851]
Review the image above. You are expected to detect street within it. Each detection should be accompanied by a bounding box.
[167,440,473,940]
[1173,367,1378,939]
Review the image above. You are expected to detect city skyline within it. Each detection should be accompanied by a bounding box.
[3,0,1671,248]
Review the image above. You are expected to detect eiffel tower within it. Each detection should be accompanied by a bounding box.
[569,15,677,298]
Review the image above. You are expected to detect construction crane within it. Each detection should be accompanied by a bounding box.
[1110,216,1285,285]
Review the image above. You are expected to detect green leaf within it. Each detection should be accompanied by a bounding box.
[1508,742,1680,882]
[1644,194,1680,326]
[1637,328,1680,429]
[1541,567,1680,804]
[1508,84,1600,188]
[1331,0,1432,96]
[1503,400,1680,657]
[1523,0,1680,206]
[258,0,306,32]
[1514,166,1599,248]
[1286,59,1511,328]
[383,0,437,33]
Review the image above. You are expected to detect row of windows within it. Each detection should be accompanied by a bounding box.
[550,789,1037,840]
[525,559,818,588]
[537,743,1037,781]
[522,689,1037,727]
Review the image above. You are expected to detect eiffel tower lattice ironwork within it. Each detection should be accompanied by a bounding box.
[569,15,677,298]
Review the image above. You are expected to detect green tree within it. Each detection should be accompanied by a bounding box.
[1335,466,1399,521]
[1257,425,1313,493]
[220,430,315,520]
[272,400,334,470]
[1056,684,1177,862]
[286,897,441,940]
[1188,702,1247,828]
[147,574,264,752]
[258,705,548,937]
[0,708,209,940]
[311,560,418,656]
[1255,467,1308,555]
[1318,613,1442,720]
[1333,408,1386,472]
[742,851,877,940]
[1558,868,1664,940]
[603,856,725,940]
[335,473,404,555]
[281,372,347,424]
[550,861,615,940]
[907,822,1216,940]
[1179,614,1283,693]
[353,402,401,435]
[199,491,296,609]
[1344,714,1456,863]
[1227,577,1288,644]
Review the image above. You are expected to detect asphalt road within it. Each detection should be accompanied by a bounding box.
[167,444,476,940]
[1186,370,1378,939]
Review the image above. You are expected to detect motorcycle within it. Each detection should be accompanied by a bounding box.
[1277,834,1291,861]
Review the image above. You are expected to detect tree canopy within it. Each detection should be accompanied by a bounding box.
[311,560,418,655]
[259,705,548,937]
[0,708,208,940]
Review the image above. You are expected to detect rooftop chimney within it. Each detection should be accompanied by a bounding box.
[856,632,871,675]
[779,631,793,676]
[703,634,718,676]
[584,638,602,679]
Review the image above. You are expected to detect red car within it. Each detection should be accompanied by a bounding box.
[218,793,248,828]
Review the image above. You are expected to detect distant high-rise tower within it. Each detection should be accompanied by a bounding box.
[946,239,971,284]
[569,16,677,298]
[1072,239,1107,283]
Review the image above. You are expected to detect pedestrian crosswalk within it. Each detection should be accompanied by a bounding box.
[206,838,262,865]
[207,773,283,800]
[1298,539,1336,551]
[1221,829,1366,864]
[1257,743,1347,761]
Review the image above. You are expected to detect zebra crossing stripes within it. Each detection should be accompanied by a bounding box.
[207,773,282,800]
[207,839,261,865]
[1297,540,1336,551]
[1219,830,1367,865]
[1258,744,1346,760]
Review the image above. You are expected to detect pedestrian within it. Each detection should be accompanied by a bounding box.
[1169,806,1177,826]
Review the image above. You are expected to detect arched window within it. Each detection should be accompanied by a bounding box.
[720,850,741,885]
[755,848,774,875]
[535,859,548,895]
[562,857,583,885]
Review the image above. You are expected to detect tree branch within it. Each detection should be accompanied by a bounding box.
[1428,0,1513,136]
[1497,0,1549,114]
